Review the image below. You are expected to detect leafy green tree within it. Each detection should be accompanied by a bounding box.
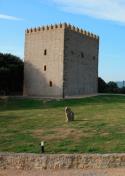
[107,81,118,89]
[121,87,125,94]
[107,81,118,93]
[0,53,24,95]
[98,77,107,93]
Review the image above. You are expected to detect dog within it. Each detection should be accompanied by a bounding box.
[65,107,74,122]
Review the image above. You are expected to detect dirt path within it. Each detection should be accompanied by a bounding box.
[0,168,125,176]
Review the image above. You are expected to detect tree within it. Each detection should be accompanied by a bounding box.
[98,77,107,93]
[107,81,118,93]
[0,53,24,95]
[120,87,125,94]
[107,81,118,89]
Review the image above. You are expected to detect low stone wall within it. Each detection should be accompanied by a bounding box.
[0,153,125,170]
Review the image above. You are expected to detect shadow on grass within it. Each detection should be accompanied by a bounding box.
[74,119,89,122]
[0,95,125,112]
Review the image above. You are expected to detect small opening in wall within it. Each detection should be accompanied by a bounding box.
[93,56,96,60]
[81,52,84,58]
[44,49,47,55]
[44,65,46,71]
[71,51,74,55]
[49,81,53,87]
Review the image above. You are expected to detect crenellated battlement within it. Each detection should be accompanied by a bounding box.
[25,23,99,40]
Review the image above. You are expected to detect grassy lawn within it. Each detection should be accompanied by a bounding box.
[0,95,125,154]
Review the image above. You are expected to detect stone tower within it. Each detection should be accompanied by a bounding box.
[24,23,99,98]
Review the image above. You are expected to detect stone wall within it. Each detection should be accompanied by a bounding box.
[1,153,125,170]
[64,29,99,96]
[24,26,64,97]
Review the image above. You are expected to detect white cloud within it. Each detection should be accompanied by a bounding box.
[53,0,125,23]
[0,14,22,20]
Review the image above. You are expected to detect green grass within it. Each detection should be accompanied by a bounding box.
[0,95,125,153]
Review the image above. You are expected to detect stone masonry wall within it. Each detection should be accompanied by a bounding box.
[0,153,125,170]
[64,29,99,96]
[24,26,64,97]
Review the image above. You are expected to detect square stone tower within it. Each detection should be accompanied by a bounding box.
[24,23,99,98]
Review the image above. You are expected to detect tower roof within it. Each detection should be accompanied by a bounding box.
[25,23,99,40]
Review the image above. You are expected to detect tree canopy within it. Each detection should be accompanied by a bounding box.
[98,77,124,94]
[0,53,24,95]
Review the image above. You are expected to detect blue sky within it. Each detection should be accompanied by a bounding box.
[0,0,125,82]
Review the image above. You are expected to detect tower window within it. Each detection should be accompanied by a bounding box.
[93,56,96,60]
[44,49,47,55]
[44,65,46,71]
[49,81,53,87]
[81,52,84,58]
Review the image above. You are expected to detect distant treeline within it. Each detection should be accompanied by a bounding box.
[0,53,24,95]
[98,77,125,94]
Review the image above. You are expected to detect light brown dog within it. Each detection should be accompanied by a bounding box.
[65,107,74,122]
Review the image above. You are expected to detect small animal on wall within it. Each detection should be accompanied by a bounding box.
[65,107,74,122]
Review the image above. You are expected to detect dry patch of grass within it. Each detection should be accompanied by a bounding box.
[32,128,85,141]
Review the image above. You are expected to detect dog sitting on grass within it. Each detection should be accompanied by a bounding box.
[65,107,74,122]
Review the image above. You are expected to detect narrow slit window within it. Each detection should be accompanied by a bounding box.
[49,81,53,87]
[44,49,47,55]
[81,52,84,58]
[93,56,96,60]
[44,65,46,71]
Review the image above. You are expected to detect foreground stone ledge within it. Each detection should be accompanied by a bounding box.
[0,153,125,170]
